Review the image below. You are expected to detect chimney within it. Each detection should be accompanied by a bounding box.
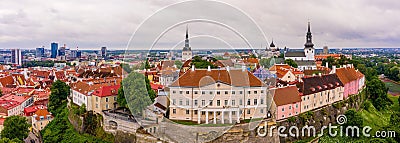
[319,73,322,76]
[207,66,211,71]
[191,65,195,71]
[325,62,329,68]
[312,73,316,76]
[226,66,230,71]
[332,65,336,73]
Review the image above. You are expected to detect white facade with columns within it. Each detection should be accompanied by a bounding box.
[168,68,272,124]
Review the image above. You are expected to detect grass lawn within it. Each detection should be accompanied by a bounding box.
[318,94,399,142]
[384,80,400,94]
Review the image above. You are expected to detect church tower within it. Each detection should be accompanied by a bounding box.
[182,25,192,61]
[304,22,315,61]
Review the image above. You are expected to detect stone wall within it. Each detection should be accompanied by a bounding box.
[277,91,365,143]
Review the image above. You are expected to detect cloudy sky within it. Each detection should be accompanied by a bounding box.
[0,0,399,50]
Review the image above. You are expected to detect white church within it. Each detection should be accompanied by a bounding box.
[284,22,317,70]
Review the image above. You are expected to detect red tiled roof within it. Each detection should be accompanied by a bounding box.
[273,86,301,106]
[150,83,163,90]
[24,105,47,115]
[92,85,120,97]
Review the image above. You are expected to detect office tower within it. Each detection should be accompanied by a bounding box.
[11,49,22,65]
[101,46,107,59]
[36,47,45,58]
[51,42,58,58]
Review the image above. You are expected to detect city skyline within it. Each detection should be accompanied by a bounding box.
[0,0,399,50]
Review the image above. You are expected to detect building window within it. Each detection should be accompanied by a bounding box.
[232,91,236,94]
[106,97,109,102]
[194,100,198,106]
[254,91,257,94]
[186,99,189,106]
[209,100,213,106]
[254,99,257,105]
[201,111,205,115]
[202,91,205,94]
[179,99,182,105]
[202,100,205,106]
[261,109,264,113]
[232,100,235,106]
[194,110,198,114]
[173,90,176,94]
[194,91,198,94]
[186,110,189,114]
[282,108,284,112]
[180,91,183,94]
[225,91,228,94]
[239,99,243,105]
[209,91,213,95]
[239,91,243,94]
[232,111,236,115]
[96,104,98,108]
[224,100,228,106]
[186,91,190,94]
[289,106,292,109]
[261,99,264,104]
[247,99,251,105]
[173,99,176,105]
[247,109,250,114]
[217,100,221,106]
[173,109,176,114]
[96,97,98,102]
[248,91,251,94]
[296,104,298,108]
[261,90,264,93]
[217,91,220,95]
[106,104,109,109]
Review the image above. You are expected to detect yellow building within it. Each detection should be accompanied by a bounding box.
[32,109,53,135]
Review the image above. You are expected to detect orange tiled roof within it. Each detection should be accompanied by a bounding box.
[34,109,52,120]
[273,86,301,106]
[170,69,266,87]
[0,75,14,87]
[336,67,359,84]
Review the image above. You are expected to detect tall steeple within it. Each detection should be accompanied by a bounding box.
[304,22,314,48]
[184,25,190,49]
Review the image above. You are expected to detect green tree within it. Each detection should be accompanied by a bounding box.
[343,109,363,137]
[259,58,272,68]
[284,59,298,68]
[117,85,127,108]
[366,78,392,111]
[121,72,153,116]
[144,60,151,69]
[174,60,183,69]
[0,137,22,143]
[390,112,400,126]
[49,80,70,115]
[0,116,30,141]
[120,63,132,73]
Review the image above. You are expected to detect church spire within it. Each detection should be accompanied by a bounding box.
[304,22,314,48]
[183,25,191,51]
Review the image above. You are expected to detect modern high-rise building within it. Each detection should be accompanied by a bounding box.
[51,42,58,58]
[36,47,45,58]
[11,49,22,65]
[101,46,107,59]
[58,44,66,56]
